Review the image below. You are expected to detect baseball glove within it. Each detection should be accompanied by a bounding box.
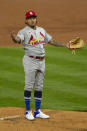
[68,37,85,50]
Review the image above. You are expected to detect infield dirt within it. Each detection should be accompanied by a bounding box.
[0,0,87,46]
[0,107,87,131]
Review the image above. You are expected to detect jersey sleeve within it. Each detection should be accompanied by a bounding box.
[16,30,24,42]
[44,31,52,43]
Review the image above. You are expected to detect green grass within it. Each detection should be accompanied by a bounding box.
[0,46,87,111]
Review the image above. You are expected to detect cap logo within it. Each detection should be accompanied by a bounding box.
[30,12,33,15]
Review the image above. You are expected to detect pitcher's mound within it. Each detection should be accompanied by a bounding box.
[0,107,87,131]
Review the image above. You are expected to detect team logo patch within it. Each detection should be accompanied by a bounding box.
[30,12,33,15]
[28,32,45,46]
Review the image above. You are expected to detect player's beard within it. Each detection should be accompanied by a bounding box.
[30,24,36,29]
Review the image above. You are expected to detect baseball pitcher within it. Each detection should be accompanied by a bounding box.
[11,10,82,120]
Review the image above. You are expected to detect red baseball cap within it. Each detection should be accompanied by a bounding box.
[25,11,37,19]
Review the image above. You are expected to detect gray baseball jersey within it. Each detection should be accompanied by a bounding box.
[17,25,52,92]
[17,26,52,57]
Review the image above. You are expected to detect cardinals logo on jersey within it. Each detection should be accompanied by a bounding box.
[28,34,34,44]
[40,32,44,37]
[28,32,45,46]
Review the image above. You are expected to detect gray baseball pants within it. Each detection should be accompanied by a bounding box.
[23,55,45,93]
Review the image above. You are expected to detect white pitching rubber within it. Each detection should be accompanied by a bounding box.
[0,115,21,120]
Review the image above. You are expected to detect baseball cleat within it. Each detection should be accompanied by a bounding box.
[34,109,50,119]
[25,110,35,120]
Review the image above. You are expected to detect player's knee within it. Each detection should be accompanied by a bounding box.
[34,90,42,100]
[34,83,43,91]
[24,90,31,99]
[25,84,33,91]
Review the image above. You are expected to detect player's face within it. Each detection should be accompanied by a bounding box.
[26,16,37,28]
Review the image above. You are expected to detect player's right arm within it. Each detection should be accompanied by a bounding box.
[11,31,21,44]
[11,30,24,44]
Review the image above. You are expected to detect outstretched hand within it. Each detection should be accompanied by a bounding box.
[66,37,85,50]
[66,42,70,49]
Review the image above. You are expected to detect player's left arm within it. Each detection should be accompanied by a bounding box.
[48,39,68,47]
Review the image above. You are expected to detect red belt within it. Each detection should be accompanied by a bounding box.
[29,56,45,60]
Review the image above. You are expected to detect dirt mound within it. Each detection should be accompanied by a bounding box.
[0,107,87,131]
